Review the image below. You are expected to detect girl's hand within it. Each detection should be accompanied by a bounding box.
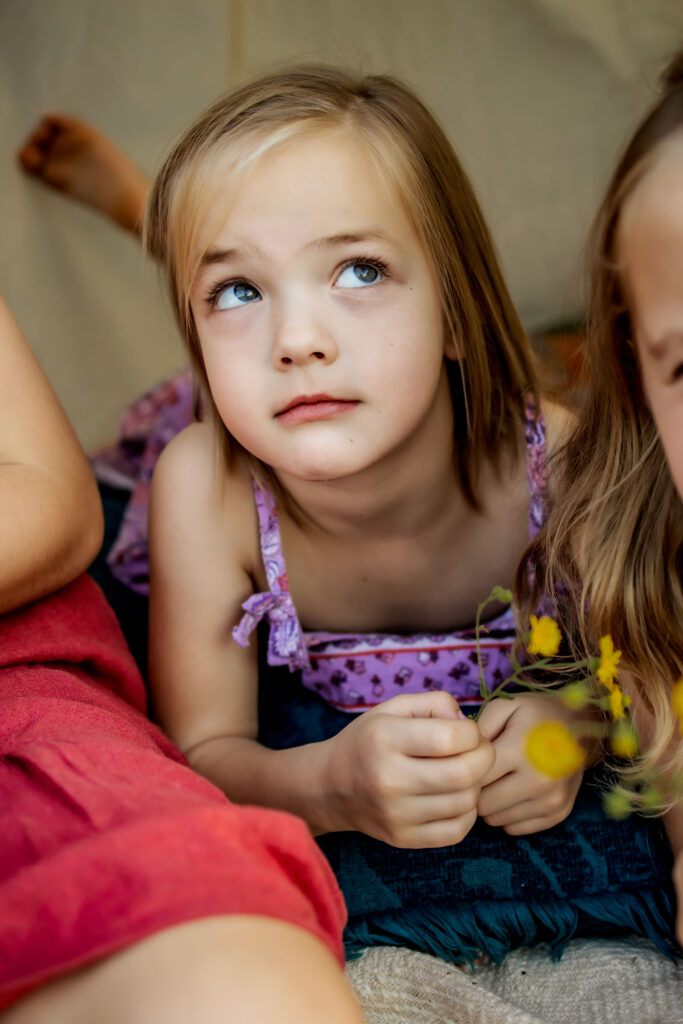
[476,694,585,834]
[318,691,494,848]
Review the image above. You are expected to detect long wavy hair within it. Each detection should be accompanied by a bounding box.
[518,51,683,798]
[145,64,537,507]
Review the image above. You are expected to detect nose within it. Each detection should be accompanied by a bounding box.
[271,298,339,369]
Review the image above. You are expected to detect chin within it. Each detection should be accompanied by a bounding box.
[276,450,371,483]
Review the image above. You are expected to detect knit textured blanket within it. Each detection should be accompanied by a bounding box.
[259,660,679,965]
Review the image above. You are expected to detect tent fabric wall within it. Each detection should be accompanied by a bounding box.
[1,0,681,448]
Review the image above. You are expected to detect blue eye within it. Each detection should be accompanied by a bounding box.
[214,281,261,310]
[336,262,384,289]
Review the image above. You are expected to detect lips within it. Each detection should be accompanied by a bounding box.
[275,393,359,425]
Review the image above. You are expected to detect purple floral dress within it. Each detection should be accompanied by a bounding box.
[91,369,197,595]
[233,397,547,711]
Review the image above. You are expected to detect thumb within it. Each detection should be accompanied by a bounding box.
[477,696,518,741]
[379,690,467,721]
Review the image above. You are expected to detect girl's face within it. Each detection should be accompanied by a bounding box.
[190,127,455,484]
[619,140,683,501]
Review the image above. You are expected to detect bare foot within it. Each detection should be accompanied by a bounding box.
[17,114,150,237]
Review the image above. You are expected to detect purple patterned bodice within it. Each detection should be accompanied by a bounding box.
[233,397,546,712]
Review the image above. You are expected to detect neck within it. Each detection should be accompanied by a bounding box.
[274,373,472,540]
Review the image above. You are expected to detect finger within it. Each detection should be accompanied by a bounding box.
[370,704,479,761]
[393,807,479,849]
[480,789,571,829]
[411,739,495,794]
[478,768,550,816]
[380,690,467,722]
[500,813,569,836]
[407,788,480,824]
[393,716,483,765]
[479,741,521,787]
[476,697,519,742]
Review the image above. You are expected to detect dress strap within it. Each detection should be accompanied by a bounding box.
[524,394,547,539]
[231,480,310,671]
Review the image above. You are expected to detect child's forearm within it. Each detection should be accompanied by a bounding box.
[183,693,494,850]
[185,734,339,836]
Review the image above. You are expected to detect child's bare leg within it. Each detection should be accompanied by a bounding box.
[2,915,365,1024]
[17,115,149,237]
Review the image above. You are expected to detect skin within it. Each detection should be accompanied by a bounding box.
[618,137,683,946]
[0,298,103,611]
[149,126,584,847]
[1,293,363,1018]
[619,137,683,502]
[4,917,365,1024]
[17,114,149,236]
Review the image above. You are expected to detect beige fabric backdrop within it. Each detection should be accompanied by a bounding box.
[1,0,682,448]
[0,0,229,449]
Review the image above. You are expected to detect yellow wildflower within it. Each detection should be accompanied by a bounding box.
[525,721,585,779]
[672,677,683,735]
[610,719,638,759]
[603,789,632,821]
[560,681,590,710]
[608,685,631,721]
[596,635,621,690]
[528,615,562,658]
[641,785,664,814]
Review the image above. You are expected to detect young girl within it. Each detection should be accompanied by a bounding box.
[0,296,362,1022]
[145,66,589,856]
[17,68,677,967]
[522,50,683,945]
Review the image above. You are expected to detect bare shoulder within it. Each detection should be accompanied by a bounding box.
[539,396,577,502]
[148,424,262,753]
[149,421,257,571]
[540,396,576,459]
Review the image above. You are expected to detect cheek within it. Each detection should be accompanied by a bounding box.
[657,408,683,501]
[643,378,683,500]
[201,344,257,430]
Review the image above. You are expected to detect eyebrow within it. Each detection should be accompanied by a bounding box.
[200,229,400,269]
[200,243,265,268]
[309,230,399,250]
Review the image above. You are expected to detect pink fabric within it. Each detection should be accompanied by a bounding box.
[234,398,546,711]
[91,368,198,596]
[0,576,346,1011]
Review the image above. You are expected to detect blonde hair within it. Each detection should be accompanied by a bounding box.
[146,64,537,505]
[519,51,683,800]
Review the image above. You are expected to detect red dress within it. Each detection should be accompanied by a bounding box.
[0,575,345,1011]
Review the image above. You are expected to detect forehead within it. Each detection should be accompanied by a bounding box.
[192,125,422,264]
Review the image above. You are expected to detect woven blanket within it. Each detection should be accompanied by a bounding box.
[259,659,679,965]
[346,938,683,1024]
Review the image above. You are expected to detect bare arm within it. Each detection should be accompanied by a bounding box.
[148,425,493,847]
[148,426,328,824]
[0,298,103,612]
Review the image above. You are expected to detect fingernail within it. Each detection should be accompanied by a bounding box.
[455,705,468,720]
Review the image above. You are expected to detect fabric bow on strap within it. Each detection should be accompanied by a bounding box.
[233,591,310,672]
